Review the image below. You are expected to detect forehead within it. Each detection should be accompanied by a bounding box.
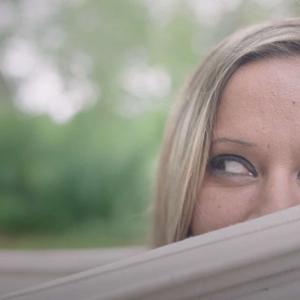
[214,56,300,140]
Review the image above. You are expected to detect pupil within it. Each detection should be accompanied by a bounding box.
[211,159,226,170]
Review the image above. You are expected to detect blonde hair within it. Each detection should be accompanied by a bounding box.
[152,18,300,247]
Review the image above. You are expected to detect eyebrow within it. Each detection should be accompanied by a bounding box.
[212,137,257,147]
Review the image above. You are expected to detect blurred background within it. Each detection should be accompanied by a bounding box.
[0,0,299,249]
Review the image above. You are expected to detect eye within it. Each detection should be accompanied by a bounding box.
[208,154,257,177]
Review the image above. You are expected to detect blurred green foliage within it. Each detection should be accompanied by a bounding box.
[0,104,165,245]
[0,0,299,248]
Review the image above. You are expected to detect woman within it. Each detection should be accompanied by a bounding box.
[152,18,300,247]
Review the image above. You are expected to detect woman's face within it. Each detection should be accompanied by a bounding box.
[191,56,300,235]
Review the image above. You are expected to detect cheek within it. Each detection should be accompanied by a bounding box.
[191,185,257,235]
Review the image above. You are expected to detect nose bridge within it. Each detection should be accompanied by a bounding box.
[260,169,299,214]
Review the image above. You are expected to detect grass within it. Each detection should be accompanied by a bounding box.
[0,217,149,249]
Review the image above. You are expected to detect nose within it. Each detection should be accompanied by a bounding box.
[257,170,300,216]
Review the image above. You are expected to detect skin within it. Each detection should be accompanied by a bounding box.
[191,56,300,235]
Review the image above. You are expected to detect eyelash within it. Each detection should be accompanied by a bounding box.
[208,154,258,177]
